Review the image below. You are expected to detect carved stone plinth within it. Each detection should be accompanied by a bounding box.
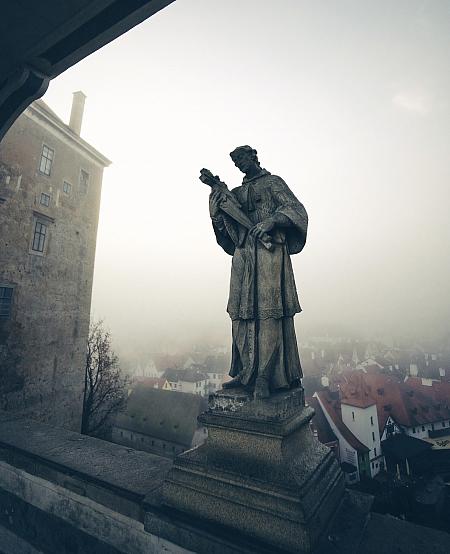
[161,387,345,553]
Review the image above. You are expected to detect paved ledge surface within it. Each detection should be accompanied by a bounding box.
[0,410,172,519]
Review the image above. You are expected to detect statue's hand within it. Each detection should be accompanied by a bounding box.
[249,218,275,239]
[209,189,223,219]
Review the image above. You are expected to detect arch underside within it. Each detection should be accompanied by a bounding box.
[0,0,175,142]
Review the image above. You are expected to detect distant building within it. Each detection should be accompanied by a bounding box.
[132,377,171,390]
[163,367,209,396]
[313,369,450,482]
[0,93,110,430]
[111,385,207,458]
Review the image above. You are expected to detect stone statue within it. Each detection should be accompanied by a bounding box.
[200,146,308,399]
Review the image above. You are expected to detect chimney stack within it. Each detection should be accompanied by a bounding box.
[69,91,86,135]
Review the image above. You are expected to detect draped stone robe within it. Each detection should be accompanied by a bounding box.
[212,170,308,390]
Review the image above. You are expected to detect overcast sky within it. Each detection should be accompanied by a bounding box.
[42,0,450,357]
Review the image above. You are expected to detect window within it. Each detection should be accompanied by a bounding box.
[370,416,374,426]
[374,447,377,457]
[412,427,416,434]
[372,432,375,442]
[120,431,123,437]
[63,181,72,194]
[79,169,89,193]
[0,287,14,319]
[352,411,355,421]
[40,192,50,206]
[32,221,47,252]
[431,423,434,431]
[443,421,446,428]
[151,440,154,446]
[39,145,54,175]
[422,426,425,432]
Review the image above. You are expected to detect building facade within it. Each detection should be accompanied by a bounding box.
[163,367,209,396]
[0,93,110,430]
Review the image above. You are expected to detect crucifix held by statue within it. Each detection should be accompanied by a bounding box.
[199,145,308,399]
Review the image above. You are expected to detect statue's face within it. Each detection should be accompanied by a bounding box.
[231,152,254,173]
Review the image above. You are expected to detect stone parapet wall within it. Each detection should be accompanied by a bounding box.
[0,411,449,554]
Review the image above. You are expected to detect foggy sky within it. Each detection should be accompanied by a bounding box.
[42,0,450,357]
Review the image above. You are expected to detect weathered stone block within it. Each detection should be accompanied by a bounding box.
[162,387,345,553]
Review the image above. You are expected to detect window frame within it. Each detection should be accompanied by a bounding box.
[39,144,54,176]
[40,192,51,207]
[0,285,14,320]
[30,211,54,256]
[62,181,72,195]
[79,168,90,194]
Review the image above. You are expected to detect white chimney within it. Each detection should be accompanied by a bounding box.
[69,91,86,135]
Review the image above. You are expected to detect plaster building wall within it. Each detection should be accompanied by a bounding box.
[207,371,225,393]
[341,403,382,477]
[112,427,188,458]
[0,97,110,431]
[403,420,450,440]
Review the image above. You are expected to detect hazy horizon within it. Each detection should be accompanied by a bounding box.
[41,0,450,358]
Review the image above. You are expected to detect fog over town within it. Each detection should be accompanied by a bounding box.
[42,0,450,359]
[2,2,450,551]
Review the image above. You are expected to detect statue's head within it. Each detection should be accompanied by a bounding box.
[230,145,260,174]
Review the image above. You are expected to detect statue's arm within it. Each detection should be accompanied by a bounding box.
[249,177,307,243]
[209,190,238,255]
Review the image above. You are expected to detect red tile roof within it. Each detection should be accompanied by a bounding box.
[328,370,450,433]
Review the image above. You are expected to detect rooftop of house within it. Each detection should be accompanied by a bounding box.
[308,396,338,445]
[114,385,207,447]
[133,377,168,389]
[326,370,450,433]
[382,433,432,461]
[315,390,369,453]
[163,367,208,383]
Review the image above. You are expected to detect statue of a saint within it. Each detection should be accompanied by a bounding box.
[202,146,308,399]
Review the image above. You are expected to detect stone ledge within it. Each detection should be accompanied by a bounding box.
[0,411,449,554]
[0,410,172,521]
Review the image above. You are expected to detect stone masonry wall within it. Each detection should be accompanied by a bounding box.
[0,103,106,431]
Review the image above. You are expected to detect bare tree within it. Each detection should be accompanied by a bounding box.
[81,320,129,437]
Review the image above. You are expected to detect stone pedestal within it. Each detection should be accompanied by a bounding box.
[161,387,345,553]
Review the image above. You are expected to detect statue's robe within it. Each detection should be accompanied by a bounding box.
[212,170,308,390]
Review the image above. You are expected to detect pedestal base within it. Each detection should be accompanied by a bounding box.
[162,387,345,553]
